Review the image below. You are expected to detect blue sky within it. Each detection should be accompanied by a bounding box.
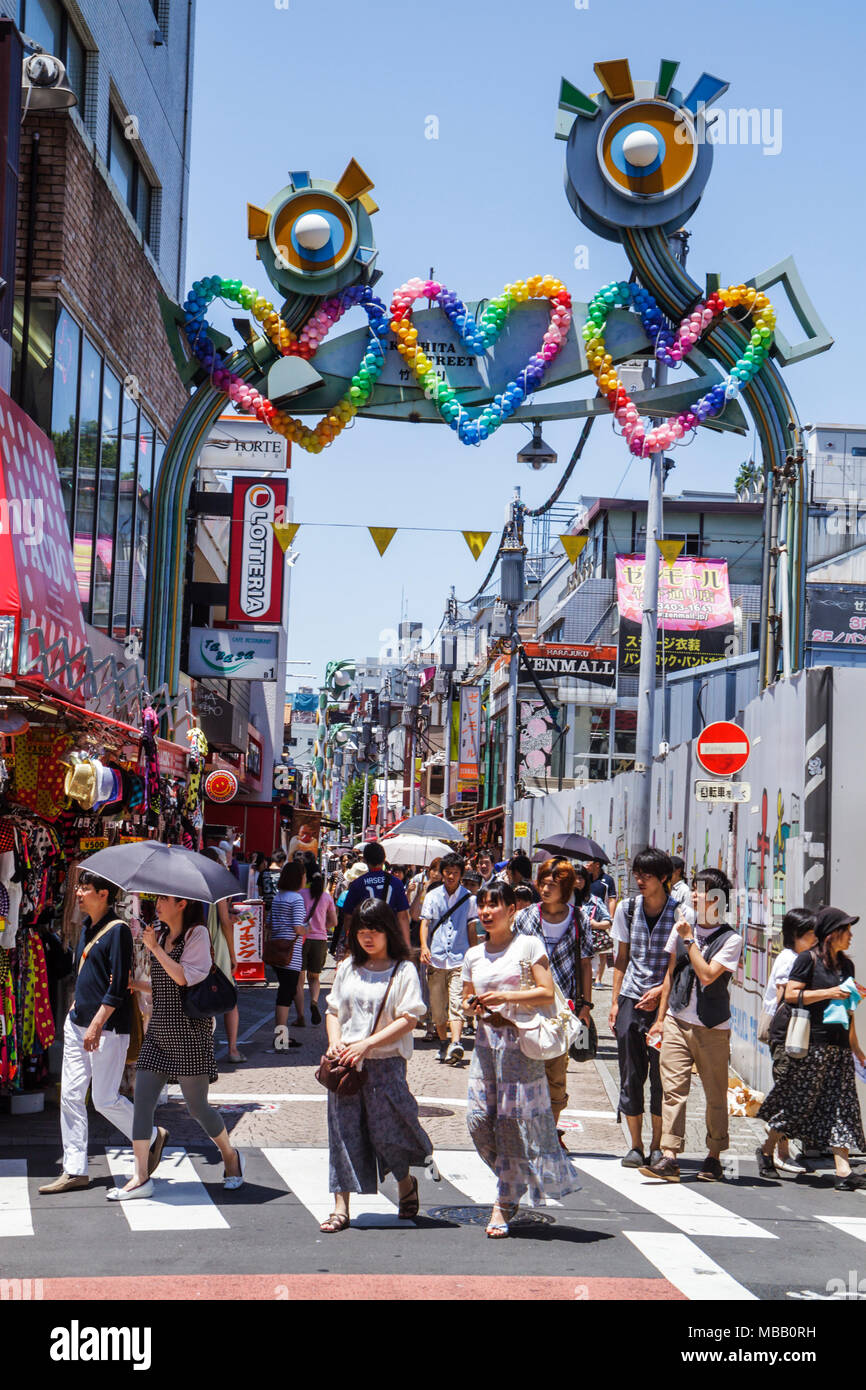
[185,0,865,694]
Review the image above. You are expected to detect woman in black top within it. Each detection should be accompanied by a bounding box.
[758,906,866,1191]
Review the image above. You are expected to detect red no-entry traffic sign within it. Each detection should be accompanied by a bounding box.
[696,721,750,777]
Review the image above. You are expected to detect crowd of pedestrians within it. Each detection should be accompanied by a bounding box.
[38,836,866,1232]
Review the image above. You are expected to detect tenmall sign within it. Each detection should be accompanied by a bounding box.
[522,643,617,688]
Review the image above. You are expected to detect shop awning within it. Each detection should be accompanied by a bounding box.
[471,804,505,824]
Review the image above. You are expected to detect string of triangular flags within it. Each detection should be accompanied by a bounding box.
[272,523,688,567]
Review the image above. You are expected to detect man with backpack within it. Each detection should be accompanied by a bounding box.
[609,848,694,1169]
[420,853,479,1065]
[643,867,743,1182]
[340,842,412,946]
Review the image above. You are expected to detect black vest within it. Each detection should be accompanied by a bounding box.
[670,927,735,1028]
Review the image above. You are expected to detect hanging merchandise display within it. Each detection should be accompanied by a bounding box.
[583,280,776,458]
[183,727,209,850]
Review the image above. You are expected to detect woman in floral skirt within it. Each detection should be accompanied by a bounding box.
[462,881,580,1237]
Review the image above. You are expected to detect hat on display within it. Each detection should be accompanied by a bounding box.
[64,757,99,810]
[814,906,859,942]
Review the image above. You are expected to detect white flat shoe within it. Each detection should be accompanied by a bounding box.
[274,1025,289,1052]
[107,1179,153,1201]
[224,1149,246,1190]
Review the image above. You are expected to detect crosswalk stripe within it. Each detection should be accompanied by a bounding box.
[104,1148,229,1231]
[261,1148,402,1227]
[431,1149,563,1208]
[0,1159,32,1237]
[624,1230,758,1300]
[572,1157,776,1239]
[815,1214,866,1243]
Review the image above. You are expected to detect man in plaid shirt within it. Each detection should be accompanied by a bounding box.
[515,858,594,1141]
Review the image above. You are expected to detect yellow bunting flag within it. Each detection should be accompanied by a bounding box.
[368,526,397,556]
[658,539,685,569]
[559,534,588,565]
[462,530,492,561]
[273,521,300,554]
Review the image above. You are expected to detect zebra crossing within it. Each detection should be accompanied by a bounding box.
[3,1148,865,1299]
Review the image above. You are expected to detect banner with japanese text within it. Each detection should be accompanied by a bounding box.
[458,685,481,781]
[615,554,734,673]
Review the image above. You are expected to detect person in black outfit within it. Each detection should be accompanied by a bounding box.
[758,906,866,1191]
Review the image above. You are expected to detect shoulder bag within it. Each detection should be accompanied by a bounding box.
[180,927,238,1020]
[506,941,582,1061]
[785,973,812,1059]
[316,962,400,1097]
[263,894,314,970]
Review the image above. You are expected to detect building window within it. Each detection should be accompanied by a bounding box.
[20,0,87,113]
[663,531,702,557]
[108,111,156,245]
[91,366,120,632]
[51,306,81,527]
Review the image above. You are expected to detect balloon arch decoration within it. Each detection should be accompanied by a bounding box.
[149,58,832,809]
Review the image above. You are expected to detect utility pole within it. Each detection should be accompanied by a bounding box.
[632,231,688,852]
[441,588,458,818]
[501,491,526,859]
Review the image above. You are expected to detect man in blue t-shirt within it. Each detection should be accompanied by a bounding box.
[341,842,411,945]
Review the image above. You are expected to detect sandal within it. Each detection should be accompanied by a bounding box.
[319,1211,350,1233]
[398,1175,420,1219]
[486,1203,518,1238]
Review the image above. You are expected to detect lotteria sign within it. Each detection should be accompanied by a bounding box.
[227,477,288,624]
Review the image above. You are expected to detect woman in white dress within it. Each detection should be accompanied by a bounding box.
[462,881,580,1238]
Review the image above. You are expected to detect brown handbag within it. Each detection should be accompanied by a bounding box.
[316,963,399,1097]
[263,895,315,969]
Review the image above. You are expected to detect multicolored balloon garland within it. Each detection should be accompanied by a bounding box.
[389,276,572,445]
[583,281,776,457]
[183,277,391,454]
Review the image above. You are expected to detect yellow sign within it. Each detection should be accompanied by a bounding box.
[368,526,397,556]
[658,539,685,569]
[80,837,109,854]
[514,821,528,839]
[273,520,300,554]
[120,837,147,844]
[462,530,492,561]
[560,534,588,565]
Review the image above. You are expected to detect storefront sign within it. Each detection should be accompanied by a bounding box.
[227,477,288,624]
[522,642,617,688]
[232,899,265,983]
[188,628,279,680]
[199,414,289,473]
[807,583,866,646]
[0,390,89,696]
[286,807,322,859]
[205,769,239,803]
[458,685,481,781]
[157,738,189,779]
[616,555,734,673]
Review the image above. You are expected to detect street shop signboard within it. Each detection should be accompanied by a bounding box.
[458,685,482,781]
[615,555,734,674]
[522,642,617,689]
[807,583,866,646]
[156,738,190,779]
[696,721,750,776]
[0,389,89,696]
[188,627,279,680]
[199,414,289,473]
[286,806,322,859]
[227,477,288,624]
[695,780,751,804]
[233,899,265,983]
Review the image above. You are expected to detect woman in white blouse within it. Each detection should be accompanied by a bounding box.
[111,895,243,1200]
[321,898,431,1233]
[462,881,581,1237]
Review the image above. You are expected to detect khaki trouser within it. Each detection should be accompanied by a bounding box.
[659,1015,730,1155]
[544,1051,569,1124]
[427,966,464,1027]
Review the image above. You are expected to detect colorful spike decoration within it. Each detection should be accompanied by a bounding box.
[583,281,776,457]
[183,277,391,454]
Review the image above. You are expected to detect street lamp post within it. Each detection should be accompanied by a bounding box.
[500,493,526,859]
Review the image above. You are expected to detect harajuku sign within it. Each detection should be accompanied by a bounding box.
[616,554,734,674]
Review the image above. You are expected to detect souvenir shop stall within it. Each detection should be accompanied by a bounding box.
[0,699,203,1110]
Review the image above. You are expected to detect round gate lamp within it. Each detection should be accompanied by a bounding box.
[622,129,660,168]
[293,213,332,250]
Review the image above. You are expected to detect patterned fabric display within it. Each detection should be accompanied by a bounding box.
[0,952,17,1086]
[21,932,54,1054]
[13,731,74,820]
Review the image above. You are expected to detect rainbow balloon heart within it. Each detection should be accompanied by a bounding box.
[389,276,572,445]
[584,281,776,457]
[183,278,391,454]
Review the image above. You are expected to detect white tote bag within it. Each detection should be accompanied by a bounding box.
[506,943,582,1061]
